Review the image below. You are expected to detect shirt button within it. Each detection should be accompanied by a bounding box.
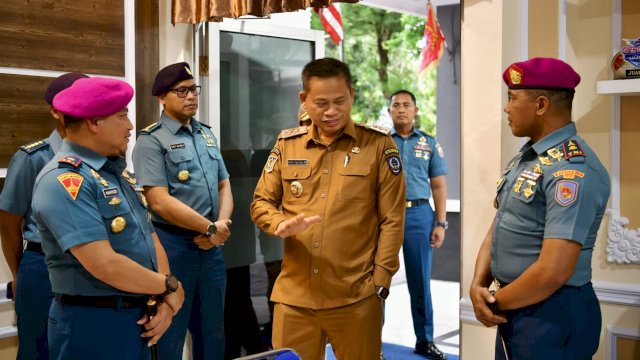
[320,193,326,198]
[327,146,332,151]
[313,242,320,248]
[323,169,329,174]
[181,157,185,160]
[313,268,319,274]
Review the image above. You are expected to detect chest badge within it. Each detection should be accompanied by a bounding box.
[121,169,137,185]
[178,170,190,182]
[512,177,525,194]
[538,156,553,166]
[290,181,303,197]
[351,147,360,154]
[90,169,110,188]
[547,148,563,161]
[139,193,149,208]
[532,164,544,174]
[108,197,122,206]
[523,180,536,198]
[111,216,126,234]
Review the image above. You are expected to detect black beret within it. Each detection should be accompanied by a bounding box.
[44,72,89,105]
[152,62,194,96]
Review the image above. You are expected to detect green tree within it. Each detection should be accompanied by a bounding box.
[311,4,437,134]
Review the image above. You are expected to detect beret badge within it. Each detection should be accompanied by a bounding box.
[508,66,523,85]
[185,66,193,76]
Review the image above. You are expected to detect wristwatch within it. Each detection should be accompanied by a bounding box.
[205,222,217,237]
[376,286,390,300]
[436,220,449,230]
[163,274,179,296]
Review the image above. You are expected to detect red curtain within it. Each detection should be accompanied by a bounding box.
[172,0,359,24]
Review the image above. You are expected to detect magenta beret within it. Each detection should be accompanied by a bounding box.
[503,57,581,91]
[44,73,89,105]
[53,77,134,119]
[152,62,194,96]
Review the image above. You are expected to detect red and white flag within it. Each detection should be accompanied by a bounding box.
[419,1,446,75]
[314,4,344,45]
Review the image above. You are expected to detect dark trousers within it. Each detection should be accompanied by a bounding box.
[224,265,265,359]
[496,282,601,360]
[16,249,53,360]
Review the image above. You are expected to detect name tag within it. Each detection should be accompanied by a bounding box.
[102,188,119,197]
[170,143,186,150]
[287,159,308,166]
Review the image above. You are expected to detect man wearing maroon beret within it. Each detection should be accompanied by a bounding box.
[470,57,610,358]
[32,77,184,360]
[0,72,86,360]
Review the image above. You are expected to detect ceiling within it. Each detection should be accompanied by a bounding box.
[359,0,460,18]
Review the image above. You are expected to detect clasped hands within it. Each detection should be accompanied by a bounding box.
[193,219,232,250]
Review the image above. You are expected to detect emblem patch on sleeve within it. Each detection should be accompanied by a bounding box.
[265,148,280,173]
[57,173,84,200]
[436,143,445,157]
[554,180,578,206]
[386,156,402,176]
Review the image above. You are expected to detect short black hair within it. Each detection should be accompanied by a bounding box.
[301,58,352,92]
[526,89,574,113]
[389,90,417,105]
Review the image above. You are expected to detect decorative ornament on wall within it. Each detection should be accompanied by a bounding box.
[606,209,640,264]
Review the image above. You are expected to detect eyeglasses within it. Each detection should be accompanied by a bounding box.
[169,85,201,98]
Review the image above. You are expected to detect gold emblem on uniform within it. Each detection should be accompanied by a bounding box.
[178,170,190,182]
[290,181,303,198]
[532,164,543,174]
[547,148,563,161]
[351,147,360,154]
[523,180,536,198]
[147,212,152,222]
[496,177,505,189]
[513,177,524,193]
[111,216,126,233]
[139,193,148,208]
[508,67,522,85]
[108,197,122,205]
[90,169,109,187]
[122,169,137,184]
[538,156,552,166]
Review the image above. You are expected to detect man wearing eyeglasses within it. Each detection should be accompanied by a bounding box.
[132,62,233,360]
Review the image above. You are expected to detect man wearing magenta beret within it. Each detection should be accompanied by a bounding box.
[0,72,86,360]
[470,58,610,358]
[32,77,185,360]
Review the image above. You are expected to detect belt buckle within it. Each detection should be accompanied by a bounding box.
[493,278,502,290]
[406,201,412,208]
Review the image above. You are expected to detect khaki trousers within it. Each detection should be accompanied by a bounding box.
[273,295,383,360]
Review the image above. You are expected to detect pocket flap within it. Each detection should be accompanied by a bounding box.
[168,149,193,163]
[282,166,311,180]
[97,197,131,219]
[339,166,370,177]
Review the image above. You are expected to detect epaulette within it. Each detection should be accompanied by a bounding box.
[280,126,308,139]
[199,122,211,129]
[57,155,82,168]
[357,122,390,135]
[139,122,161,134]
[562,139,585,163]
[19,139,49,154]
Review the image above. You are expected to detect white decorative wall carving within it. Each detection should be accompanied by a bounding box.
[606,209,640,264]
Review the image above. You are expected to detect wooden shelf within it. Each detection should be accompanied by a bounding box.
[596,78,640,96]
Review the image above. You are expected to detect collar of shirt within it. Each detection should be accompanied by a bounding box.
[304,120,358,148]
[160,112,204,135]
[390,126,422,139]
[49,130,63,154]
[525,122,577,155]
[59,139,107,171]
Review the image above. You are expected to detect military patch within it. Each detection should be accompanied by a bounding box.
[547,148,563,161]
[102,188,119,198]
[357,122,390,135]
[508,65,523,85]
[384,148,399,155]
[512,177,524,194]
[386,156,402,176]
[435,143,445,157]
[414,144,431,151]
[271,147,281,157]
[265,154,278,173]
[20,139,48,154]
[562,140,585,159]
[553,169,585,179]
[58,156,82,168]
[538,156,553,166]
[555,180,579,206]
[520,170,541,182]
[280,126,308,139]
[57,173,84,200]
[140,122,161,134]
[523,180,537,199]
[170,143,186,150]
[287,159,308,166]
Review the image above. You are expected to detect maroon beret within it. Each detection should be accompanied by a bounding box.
[152,62,194,96]
[503,57,581,91]
[53,77,134,119]
[44,73,89,105]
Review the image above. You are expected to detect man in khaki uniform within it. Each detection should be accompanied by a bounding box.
[251,58,406,360]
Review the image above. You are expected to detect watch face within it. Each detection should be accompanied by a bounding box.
[207,223,217,236]
[377,287,389,300]
[167,275,179,291]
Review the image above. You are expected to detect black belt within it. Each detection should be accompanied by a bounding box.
[152,221,200,237]
[406,199,429,208]
[25,242,44,254]
[55,294,149,309]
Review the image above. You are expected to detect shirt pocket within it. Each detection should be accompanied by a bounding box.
[96,197,135,245]
[282,166,311,204]
[505,182,543,231]
[167,149,194,181]
[338,165,372,203]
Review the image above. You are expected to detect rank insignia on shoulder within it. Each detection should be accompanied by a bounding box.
[58,156,82,168]
[140,122,161,134]
[555,180,579,206]
[358,122,390,135]
[562,140,585,160]
[57,172,84,200]
[20,139,48,154]
[280,126,308,139]
[386,155,402,176]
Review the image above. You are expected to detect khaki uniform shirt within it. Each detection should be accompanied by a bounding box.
[251,120,406,309]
